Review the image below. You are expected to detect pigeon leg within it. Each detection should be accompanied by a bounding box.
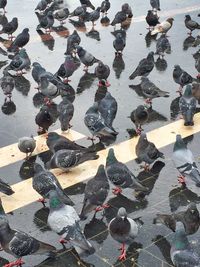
[87,136,96,142]
[196,73,200,79]
[3,8,7,14]
[63,78,71,83]
[105,80,111,87]
[37,198,47,207]
[177,175,186,185]
[59,238,68,248]
[112,187,122,195]
[118,243,126,261]
[95,203,110,212]
[136,126,143,135]
[140,163,150,171]
[3,258,25,267]
[83,65,88,72]
[176,86,183,95]
[145,98,152,106]
[187,31,192,36]
[60,20,66,25]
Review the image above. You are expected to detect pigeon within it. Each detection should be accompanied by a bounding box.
[35,0,48,12]
[110,10,127,27]
[61,54,81,82]
[76,45,99,71]
[185,15,200,35]
[0,179,14,195]
[0,0,7,14]
[100,0,110,15]
[95,61,110,87]
[57,97,74,131]
[79,164,110,220]
[64,30,81,55]
[179,84,196,126]
[121,3,133,18]
[173,65,194,95]
[35,105,54,133]
[18,136,36,159]
[87,7,101,26]
[39,75,60,102]
[79,0,95,10]
[37,11,54,32]
[153,202,200,235]
[145,10,160,29]
[129,52,154,80]
[155,34,171,57]
[0,69,15,100]
[46,149,99,171]
[48,190,95,255]
[139,77,169,105]
[173,134,200,186]
[0,17,18,40]
[8,28,30,52]
[151,18,174,36]
[113,32,126,56]
[0,214,56,266]
[84,102,118,140]
[33,163,74,206]
[135,132,164,170]
[98,91,118,127]
[170,222,200,267]
[106,148,148,195]
[108,207,139,261]
[129,105,149,135]
[69,4,87,18]
[53,8,69,25]
[8,48,31,75]
[31,62,46,88]
[150,0,160,12]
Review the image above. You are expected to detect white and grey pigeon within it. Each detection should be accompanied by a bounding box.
[18,136,36,159]
[79,164,110,220]
[170,221,200,267]
[108,207,139,261]
[32,163,74,207]
[76,45,99,71]
[179,84,196,126]
[172,134,200,187]
[106,148,148,195]
[47,190,95,256]
[151,18,174,36]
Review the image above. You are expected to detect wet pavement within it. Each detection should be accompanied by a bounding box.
[1,0,200,266]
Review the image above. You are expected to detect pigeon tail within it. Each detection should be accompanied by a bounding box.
[0,179,14,195]
[190,168,200,186]
[79,152,99,164]
[129,71,137,80]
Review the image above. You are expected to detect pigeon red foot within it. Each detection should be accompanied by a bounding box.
[4,258,25,267]
[112,187,122,195]
[118,243,126,261]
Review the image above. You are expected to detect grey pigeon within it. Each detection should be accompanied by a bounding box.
[80,164,110,220]
[87,7,101,26]
[76,45,99,71]
[35,105,54,133]
[150,0,160,12]
[151,18,174,35]
[95,61,110,87]
[0,17,18,40]
[37,11,54,32]
[33,163,74,206]
[110,10,127,26]
[173,134,200,187]
[129,52,154,80]
[121,3,133,18]
[53,8,69,25]
[108,207,139,261]
[135,132,164,170]
[106,148,148,195]
[153,202,200,235]
[32,62,46,88]
[100,0,110,14]
[113,33,126,56]
[46,149,99,171]
[179,84,196,126]
[140,77,169,105]
[62,54,81,82]
[18,136,36,159]
[129,105,149,135]
[69,4,87,18]
[35,0,48,12]
[39,75,60,102]
[47,190,95,255]
[47,132,92,153]
[0,69,15,100]
[84,102,118,140]
[64,30,81,55]
[145,10,160,29]
[185,15,200,35]
[170,222,200,267]
[173,65,194,95]
[0,0,7,14]
[8,28,30,52]
[155,34,171,57]
[8,48,31,75]
[0,179,14,195]
[98,91,117,127]
[57,97,74,131]
[0,214,56,266]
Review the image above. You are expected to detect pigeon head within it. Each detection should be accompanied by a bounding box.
[19,48,28,57]
[174,65,181,70]
[147,51,154,61]
[49,190,63,209]
[139,132,147,140]
[33,163,44,174]
[117,207,127,218]
[166,17,174,24]
[187,202,199,217]
[136,105,146,113]
[98,61,104,68]
[47,10,53,17]
[185,15,191,20]
[173,135,187,152]
[183,84,192,98]
[13,17,18,23]
[96,7,101,12]
[106,148,117,165]
[47,132,60,142]
[23,28,29,33]
[95,164,107,180]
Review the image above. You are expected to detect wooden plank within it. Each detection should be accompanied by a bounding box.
[1,113,200,213]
